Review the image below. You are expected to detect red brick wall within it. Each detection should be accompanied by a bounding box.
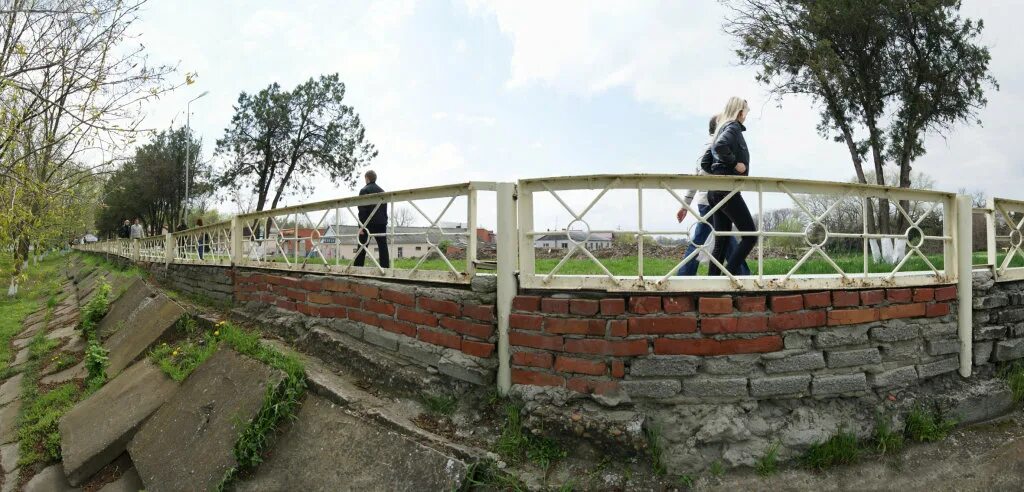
[509,285,957,395]
[235,271,496,359]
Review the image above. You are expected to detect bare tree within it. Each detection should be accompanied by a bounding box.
[392,206,416,227]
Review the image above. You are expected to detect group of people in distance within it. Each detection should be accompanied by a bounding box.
[677,96,755,277]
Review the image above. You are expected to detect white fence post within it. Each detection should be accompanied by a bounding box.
[466,188,478,278]
[495,182,518,395]
[165,233,173,266]
[956,194,973,377]
[986,196,997,269]
[231,216,243,266]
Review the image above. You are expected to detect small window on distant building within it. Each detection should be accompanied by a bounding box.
[397,247,404,258]
[416,246,422,251]
[562,242,568,248]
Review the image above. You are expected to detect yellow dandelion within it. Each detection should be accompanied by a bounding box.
[172,350,179,357]
[213,330,220,337]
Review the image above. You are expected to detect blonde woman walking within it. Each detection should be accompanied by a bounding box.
[706,97,755,276]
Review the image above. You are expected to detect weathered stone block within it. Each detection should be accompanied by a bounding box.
[814,325,870,348]
[682,377,748,398]
[975,293,1008,309]
[0,399,20,444]
[750,375,810,398]
[630,356,700,377]
[96,278,151,338]
[926,338,960,357]
[975,325,1008,341]
[362,326,399,352]
[825,348,881,368]
[870,322,918,342]
[102,293,186,378]
[701,355,759,375]
[437,351,492,386]
[0,375,22,407]
[811,373,867,395]
[880,340,923,361]
[917,357,960,378]
[129,349,284,492]
[916,320,957,337]
[60,360,179,486]
[994,338,1024,362]
[621,379,682,399]
[974,341,994,366]
[397,339,443,367]
[868,366,918,388]
[998,308,1024,324]
[763,352,825,374]
[23,464,76,492]
[234,396,467,492]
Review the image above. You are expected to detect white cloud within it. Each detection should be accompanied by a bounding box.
[432,111,497,126]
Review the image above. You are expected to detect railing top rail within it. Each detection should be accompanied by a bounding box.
[518,173,955,202]
[992,197,1024,209]
[237,181,496,222]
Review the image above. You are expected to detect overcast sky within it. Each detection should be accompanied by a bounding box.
[131,0,1020,233]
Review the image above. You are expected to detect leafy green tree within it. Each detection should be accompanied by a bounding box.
[215,74,378,212]
[98,127,211,236]
[724,0,996,262]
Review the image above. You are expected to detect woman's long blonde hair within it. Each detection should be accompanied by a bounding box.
[713,97,749,136]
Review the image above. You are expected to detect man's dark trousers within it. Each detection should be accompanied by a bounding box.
[354,223,390,268]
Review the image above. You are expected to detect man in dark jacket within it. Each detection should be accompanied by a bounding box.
[118,219,131,239]
[354,170,390,268]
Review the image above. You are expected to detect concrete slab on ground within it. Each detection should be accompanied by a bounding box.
[12,347,29,367]
[40,361,85,385]
[0,401,20,444]
[46,324,77,341]
[24,464,80,492]
[235,395,467,492]
[0,442,18,474]
[96,279,152,339]
[60,360,179,487]
[97,468,143,492]
[0,375,23,407]
[101,293,185,378]
[128,349,283,492]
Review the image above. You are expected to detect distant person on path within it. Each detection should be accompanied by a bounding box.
[118,219,130,239]
[161,224,170,235]
[353,170,390,268]
[129,218,144,239]
[677,115,749,276]
[707,97,756,276]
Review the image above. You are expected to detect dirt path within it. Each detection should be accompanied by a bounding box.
[695,410,1024,492]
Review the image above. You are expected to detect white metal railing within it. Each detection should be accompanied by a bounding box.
[977,197,1024,282]
[79,182,496,284]
[517,174,964,292]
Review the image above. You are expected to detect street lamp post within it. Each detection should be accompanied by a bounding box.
[183,90,210,227]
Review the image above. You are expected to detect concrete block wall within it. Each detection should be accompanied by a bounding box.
[509,286,960,401]
[973,270,1024,365]
[147,263,234,304]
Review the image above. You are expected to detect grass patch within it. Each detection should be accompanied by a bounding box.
[999,362,1024,404]
[48,352,78,372]
[421,393,457,416]
[0,254,64,367]
[801,430,860,470]
[905,405,957,442]
[149,334,219,382]
[17,382,81,466]
[756,442,781,476]
[76,252,146,279]
[461,459,527,491]
[84,341,110,391]
[708,460,724,477]
[213,321,306,490]
[872,418,905,455]
[78,280,111,339]
[644,423,667,476]
[495,403,566,470]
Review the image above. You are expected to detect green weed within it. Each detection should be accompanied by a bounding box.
[999,362,1024,403]
[905,405,956,442]
[873,418,905,455]
[756,442,781,476]
[709,460,724,477]
[28,336,59,361]
[495,403,566,470]
[460,460,526,491]
[421,393,457,416]
[79,280,111,339]
[644,423,667,476]
[801,430,861,470]
[48,352,78,372]
[676,473,695,489]
[84,341,109,391]
[149,335,219,382]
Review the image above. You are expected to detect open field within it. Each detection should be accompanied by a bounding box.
[252,251,1024,276]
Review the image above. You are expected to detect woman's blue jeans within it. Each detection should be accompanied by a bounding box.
[677,205,750,276]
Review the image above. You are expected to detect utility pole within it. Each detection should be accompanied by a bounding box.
[183,90,210,226]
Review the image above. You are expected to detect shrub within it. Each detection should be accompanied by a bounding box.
[84,341,109,391]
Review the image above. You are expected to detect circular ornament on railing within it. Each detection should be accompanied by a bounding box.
[906,225,925,249]
[1010,229,1023,248]
[804,222,828,248]
[566,219,591,245]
